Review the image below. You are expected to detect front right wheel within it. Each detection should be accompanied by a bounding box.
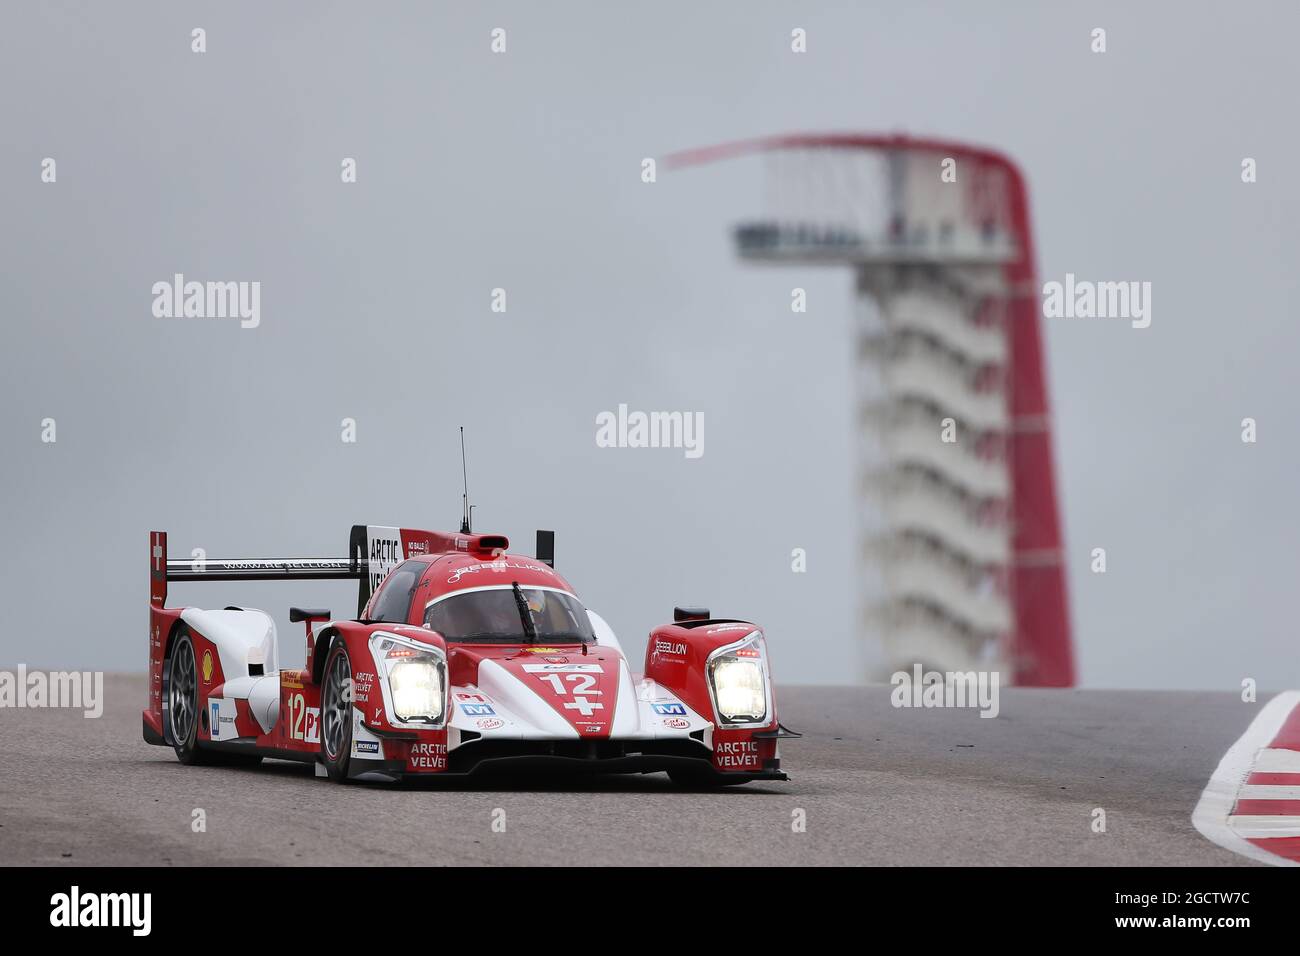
[319,642,354,783]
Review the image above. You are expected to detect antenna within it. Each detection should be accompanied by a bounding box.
[459,427,472,534]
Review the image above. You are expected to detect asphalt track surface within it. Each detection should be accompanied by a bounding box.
[0,675,1266,866]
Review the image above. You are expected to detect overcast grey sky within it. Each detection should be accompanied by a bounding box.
[2,2,1297,689]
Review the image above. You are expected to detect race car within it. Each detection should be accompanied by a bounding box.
[142,524,798,785]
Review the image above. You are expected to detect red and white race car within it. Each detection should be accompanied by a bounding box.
[142,524,797,785]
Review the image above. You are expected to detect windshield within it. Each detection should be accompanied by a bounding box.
[422,587,595,644]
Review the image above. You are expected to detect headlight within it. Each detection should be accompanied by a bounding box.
[389,659,443,722]
[708,633,768,724]
[370,633,446,725]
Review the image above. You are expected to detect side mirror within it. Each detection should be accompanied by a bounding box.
[673,606,710,622]
[289,607,330,623]
[291,607,331,678]
[536,530,555,567]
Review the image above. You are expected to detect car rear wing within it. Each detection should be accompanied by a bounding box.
[150,528,371,615]
[151,524,556,618]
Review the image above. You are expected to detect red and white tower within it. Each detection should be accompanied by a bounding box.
[669,134,1074,686]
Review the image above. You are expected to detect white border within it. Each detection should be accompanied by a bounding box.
[1191,690,1300,867]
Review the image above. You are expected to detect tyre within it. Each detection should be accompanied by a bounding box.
[168,628,212,765]
[168,628,262,767]
[319,642,354,783]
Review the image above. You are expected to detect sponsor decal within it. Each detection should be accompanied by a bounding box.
[354,740,380,755]
[663,717,690,729]
[201,650,214,683]
[652,702,687,716]
[583,725,603,734]
[654,640,688,657]
[715,739,761,770]
[522,662,601,673]
[706,623,751,635]
[524,647,561,654]
[366,526,404,594]
[215,559,351,572]
[207,699,236,740]
[545,656,568,664]
[353,671,375,703]
[280,670,303,690]
[460,703,496,717]
[445,560,556,586]
[408,741,447,770]
[475,717,504,730]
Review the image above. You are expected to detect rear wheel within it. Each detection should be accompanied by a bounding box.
[168,629,264,768]
[168,630,205,764]
[320,643,354,783]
